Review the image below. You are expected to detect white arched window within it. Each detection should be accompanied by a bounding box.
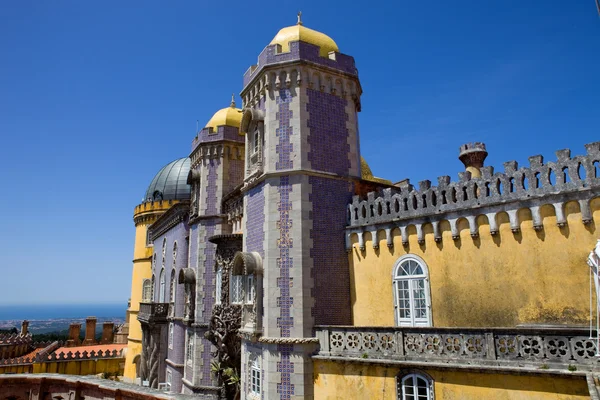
[397,372,433,400]
[170,270,176,304]
[159,269,166,303]
[215,267,222,305]
[393,255,431,327]
[142,279,153,302]
[151,274,156,302]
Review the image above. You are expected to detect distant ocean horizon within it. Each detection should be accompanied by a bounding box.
[0,303,127,321]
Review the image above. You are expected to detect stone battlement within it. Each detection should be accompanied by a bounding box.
[347,142,600,248]
[0,332,32,346]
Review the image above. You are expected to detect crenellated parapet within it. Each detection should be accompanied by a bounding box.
[242,64,361,111]
[243,40,357,88]
[35,348,124,362]
[189,141,244,169]
[133,200,178,226]
[0,332,32,346]
[347,142,600,249]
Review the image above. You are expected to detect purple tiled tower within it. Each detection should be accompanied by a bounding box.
[237,19,362,400]
[184,101,245,396]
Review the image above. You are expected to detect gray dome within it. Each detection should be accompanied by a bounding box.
[144,158,191,202]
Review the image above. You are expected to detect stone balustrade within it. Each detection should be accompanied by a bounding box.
[138,302,169,324]
[0,374,199,400]
[315,326,599,369]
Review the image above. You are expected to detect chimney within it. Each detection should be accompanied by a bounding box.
[101,322,115,344]
[21,320,29,336]
[459,142,488,178]
[66,323,81,347]
[83,317,97,345]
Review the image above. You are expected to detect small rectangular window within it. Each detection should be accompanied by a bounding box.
[186,331,193,362]
[250,360,261,394]
[215,268,222,305]
[168,323,174,349]
[246,275,255,304]
[231,275,244,304]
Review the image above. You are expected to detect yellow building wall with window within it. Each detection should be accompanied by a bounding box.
[349,199,600,328]
[313,360,590,400]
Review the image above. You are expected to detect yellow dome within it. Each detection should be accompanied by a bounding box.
[270,24,339,57]
[361,157,392,185]
[360,157,374,179]
[205,99,242,132]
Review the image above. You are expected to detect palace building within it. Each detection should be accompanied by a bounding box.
[116,16,600,400]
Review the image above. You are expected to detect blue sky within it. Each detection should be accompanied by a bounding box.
[0,1,598,306]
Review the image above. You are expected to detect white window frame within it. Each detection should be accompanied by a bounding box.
[250,357,261,395]
[142,279,153,302]
[246,275,255,304]
[186,331,193,364]
[159,268,166,303]
[392,255,432,327]
[215,267,222,305]
[168,322,174,349]
[151,274,156,302]
[166,369,172,391]
[253,125,260,155]
[230,274,244,304]
[170,270,176,305]
[397,372,433,400]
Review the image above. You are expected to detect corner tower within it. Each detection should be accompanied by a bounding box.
[238,16,361,400]
[123,158,191,382]
[183,99,245,394]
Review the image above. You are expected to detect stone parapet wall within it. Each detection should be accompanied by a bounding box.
[347,142,600,248]
[0,374,201,400]
[315,325,599,371]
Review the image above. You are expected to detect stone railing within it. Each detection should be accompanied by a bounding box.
[0,374,200,400]
[315,326,599,368]
[347,143,600,244]
[138,302,169,324]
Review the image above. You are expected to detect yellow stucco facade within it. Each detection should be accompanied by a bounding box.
[349,199,600,328]
[123,200,175,381]
[313,360,590,400]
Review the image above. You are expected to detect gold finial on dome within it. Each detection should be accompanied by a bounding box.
[297,11,303,26]
[230,93,236,108]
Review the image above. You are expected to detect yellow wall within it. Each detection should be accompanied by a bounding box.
[32,358,123,376]
[123,200,175,380]
[313,360,590,400]
[0,364,32,374]
[350,199,600,327]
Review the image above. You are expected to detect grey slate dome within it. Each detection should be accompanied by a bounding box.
[144,158,191,202]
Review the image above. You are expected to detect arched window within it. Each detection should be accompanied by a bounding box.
[250,356,261,395]
[393,255,431,327]
[253,124,260,155]
[170,270,176,304]
[151,274,156,302]
[142,279,153,302]
[162,238,167,265]
[397,372,433,400]
[215,267,222,305]
[230,272,244,304]
[159,269,166,303]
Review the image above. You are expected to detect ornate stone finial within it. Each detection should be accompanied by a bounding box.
[230,93,236,108]
[297,11,303,26]
[459,142,488,170]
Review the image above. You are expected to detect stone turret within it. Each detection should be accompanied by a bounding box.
[459,142,488,178]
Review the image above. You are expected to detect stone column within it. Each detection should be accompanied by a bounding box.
[83,317,97,345]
